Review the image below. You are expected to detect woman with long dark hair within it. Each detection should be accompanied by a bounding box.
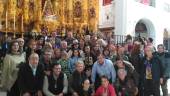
[130,42,143,73]
[68,49,82,73]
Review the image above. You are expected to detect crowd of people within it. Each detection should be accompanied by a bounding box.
[0,31,170,96]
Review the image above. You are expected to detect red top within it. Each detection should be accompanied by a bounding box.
[95,84,117,96]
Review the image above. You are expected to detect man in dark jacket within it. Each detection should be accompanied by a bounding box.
[18,53,44,96]
[155,44,170,96]
[139,46,163,96]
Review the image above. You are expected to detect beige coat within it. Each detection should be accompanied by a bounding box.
[1,53,25,91]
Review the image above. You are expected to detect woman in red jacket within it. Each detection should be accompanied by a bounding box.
[95,75,117,96]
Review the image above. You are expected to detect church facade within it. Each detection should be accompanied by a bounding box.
[99,0,170,47]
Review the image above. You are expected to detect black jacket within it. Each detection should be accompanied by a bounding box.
[18,63,44,94]
[139,55,163,83]
[154,52,170,78]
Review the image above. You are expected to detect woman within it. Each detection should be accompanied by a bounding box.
[68,49,82,73]
[2,40,25,96]
[58,51,71,78]
[83,45,94,83]
[130,42,143,74]
[83,45,94,69]
[95,75,116,96]
[103,48,111,59]
[80,79,93,96]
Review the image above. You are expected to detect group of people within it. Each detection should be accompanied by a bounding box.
[0,31,170,96]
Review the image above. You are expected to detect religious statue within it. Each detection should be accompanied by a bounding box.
[28,0,35,22]
[89,7,96,18]
[23,0,29,24]
[8,0,17,20]
[74,1,82,18]
[51,0,60,17]
[42,0,59,32]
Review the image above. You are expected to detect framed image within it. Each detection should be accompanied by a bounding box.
[103,0,112,6]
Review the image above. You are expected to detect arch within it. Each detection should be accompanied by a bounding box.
[135,18,156,39]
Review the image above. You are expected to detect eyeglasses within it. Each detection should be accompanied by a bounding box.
[18,41,24,42]
[54,68,61,70]
[116,61,122,64]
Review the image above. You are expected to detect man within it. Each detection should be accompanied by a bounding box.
[89,33,97,48]
[115,68,138,96]
[17,38,25,53]
[155,44,170,96]
[40,48,53,76]
[69,60,87,96]
[43,63,68,96]
[139,46,163,96]
[91,53,116,90]
[53,48,61,62]
[60,40,68,52]
[51,31,61,47]
[65,31,75,48]
[18,53,44,96]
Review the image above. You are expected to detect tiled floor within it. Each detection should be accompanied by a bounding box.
[0,92,5,96]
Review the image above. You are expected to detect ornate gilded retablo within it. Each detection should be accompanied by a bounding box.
[0,0,99,35]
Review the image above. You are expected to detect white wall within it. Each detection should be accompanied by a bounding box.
[99,0,115,28]
[115,0,127,35]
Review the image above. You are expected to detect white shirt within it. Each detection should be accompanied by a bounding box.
[29,64,37,76]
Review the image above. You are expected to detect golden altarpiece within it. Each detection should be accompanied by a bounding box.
[0,0,99,37]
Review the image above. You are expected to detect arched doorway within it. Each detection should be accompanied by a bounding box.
[135,19,155,39]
